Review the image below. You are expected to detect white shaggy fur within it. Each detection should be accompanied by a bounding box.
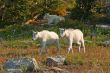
[43,13,65,25]
[60,28,85,53]
[32,30,60,54]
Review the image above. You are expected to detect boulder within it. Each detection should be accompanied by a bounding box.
[46,56,65,67]
[102,40,110,47]
[3,58,39,73]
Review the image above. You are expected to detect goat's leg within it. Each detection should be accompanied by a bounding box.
[81,40,85,53]
[56,39,60,52]
[48,19,53,25]
[77,42,81,52]
[68,39,73,53]
[40,41,46,54]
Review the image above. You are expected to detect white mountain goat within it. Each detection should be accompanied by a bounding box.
[43,13,65,25]
[32,30,60,54]
[59,28,85,53]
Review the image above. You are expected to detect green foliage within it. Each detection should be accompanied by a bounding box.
[64,53,84,65]
[0,0,76,28]
[65,0,76,10]
[90,58,105,66]
[0,24,41,49]
[64,53,74,65]
[72,54,84,65]
[58,19,85,29]
[0,0,109,28]
[96,16,110,24]
[64,59,68,65]
[95,0,107,14]
[70,0,96,21]
[0,0,32,28]
[36,0,68,16]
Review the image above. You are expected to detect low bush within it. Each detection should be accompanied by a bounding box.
[64,53,84,65]
[57,19,85,29]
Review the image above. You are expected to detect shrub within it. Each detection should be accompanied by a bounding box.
[64,53,84,65]
[72,54,84,65]
[57,19,85,29]
[64,53,74,65]
[97,16,110,24]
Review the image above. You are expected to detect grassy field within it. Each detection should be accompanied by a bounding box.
[0,25,110,73]
[0,46,110,73]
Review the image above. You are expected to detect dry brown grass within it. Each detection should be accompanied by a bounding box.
[0,46,110,73]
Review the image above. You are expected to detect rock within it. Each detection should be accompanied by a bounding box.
[48,67,69,73]
[101,40,110,47]
[3,58,39,73]
[7,69,23,73]
[46,56,65,67]
[96,24,110,28]
[32,58,39,70]
[103,40,110,45]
